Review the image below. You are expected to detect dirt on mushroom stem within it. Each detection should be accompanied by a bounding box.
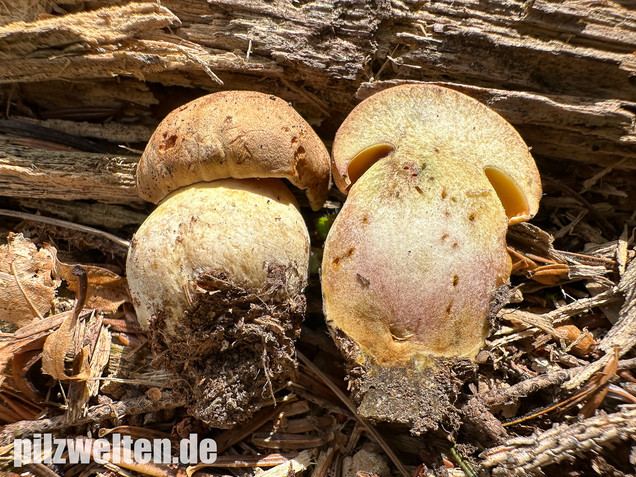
[329,283,511,437]
[147,265,306,427]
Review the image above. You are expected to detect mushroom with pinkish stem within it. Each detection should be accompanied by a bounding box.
[321,84,542,434]
[126,91,330,428]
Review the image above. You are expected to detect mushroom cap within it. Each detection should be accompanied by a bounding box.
[136,91,331,211]
[331,84,541,225]
[127,178,310,337]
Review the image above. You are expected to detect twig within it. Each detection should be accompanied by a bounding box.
[0,209,131,249]
[618,357,636,370]
[0,391,184,446]
[480,368,576,408]
[297,352,409,477]
[566,257,636,389]
[480,405,636,475]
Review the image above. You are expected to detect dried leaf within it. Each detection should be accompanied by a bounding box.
[11,348,45,401]
[0,334,47,389]
[45,244,129,313]
[580,349,619,418]
[41,310,83,380]
[67,315,112,420]
[0,313,66,387]
[0,233,59,326]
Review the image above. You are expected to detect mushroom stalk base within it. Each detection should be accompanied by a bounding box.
[331,328,479,436]
[149,266,305,428]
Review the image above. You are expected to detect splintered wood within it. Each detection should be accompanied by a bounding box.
[0,144,140,204]
[0,0,634,207]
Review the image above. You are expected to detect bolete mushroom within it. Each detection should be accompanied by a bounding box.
[321,84,541,433]
[126,91,330,427]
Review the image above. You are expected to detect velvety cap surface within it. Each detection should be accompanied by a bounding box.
[137,91,331,210]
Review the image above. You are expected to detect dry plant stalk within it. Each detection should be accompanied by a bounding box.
[0,390,185,446]
[481,405,636,476]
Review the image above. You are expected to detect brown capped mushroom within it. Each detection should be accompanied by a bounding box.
[127,91,330,428]
[321,84,541,434]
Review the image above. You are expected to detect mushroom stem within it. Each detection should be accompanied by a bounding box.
[127,179,310,427]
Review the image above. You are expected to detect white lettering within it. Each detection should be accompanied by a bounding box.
[13,438,31,467]
[180,434,198,465]
[135,438,152,464]
[153,438,172,464]
[92,439,110,464]
[66,437,92,464]
[52,438,67,464]
[199,438,217,464]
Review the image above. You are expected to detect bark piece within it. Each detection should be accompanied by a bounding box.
[480,405,636,476]
[15,199,147,230]
[0,142,140,204]
[0,0,633,171]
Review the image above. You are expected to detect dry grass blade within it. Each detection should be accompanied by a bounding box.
[0,209,130,249]
[297,352,409,477]
[252,432,330,449]
[191,453,298,468]
[184,453,312,477]
[213,396,300,453]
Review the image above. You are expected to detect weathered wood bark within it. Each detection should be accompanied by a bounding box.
[0,0,634,203]
[0,143,141,204]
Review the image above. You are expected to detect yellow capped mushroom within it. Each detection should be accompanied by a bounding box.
[321,84,541,433]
